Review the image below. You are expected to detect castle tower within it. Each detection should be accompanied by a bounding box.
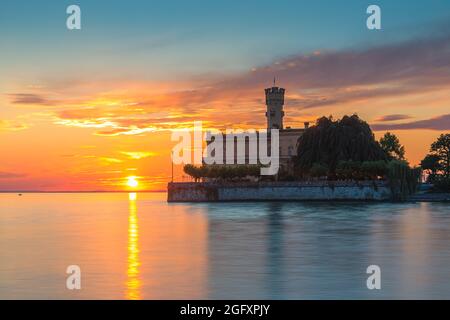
[265,84,285,130]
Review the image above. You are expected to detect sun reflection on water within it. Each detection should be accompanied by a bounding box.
[126,192,141,299]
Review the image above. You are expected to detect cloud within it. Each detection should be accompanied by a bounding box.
[209,34,450,110]
[372,114,450,131]
[120,151,156,160]
[0,119,28,131]
[0,172,26,179]
[242,36,450,91]
[99,157,123,164]
[7,93,55,105]
[95,126,157,136]
[20,31,450,135]
[375,114,413,122]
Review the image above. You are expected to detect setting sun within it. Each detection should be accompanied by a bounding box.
[127,176,139,188]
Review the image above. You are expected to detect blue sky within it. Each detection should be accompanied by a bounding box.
[1,0,449,81]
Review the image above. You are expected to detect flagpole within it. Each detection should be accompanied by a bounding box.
[171,151,174,182]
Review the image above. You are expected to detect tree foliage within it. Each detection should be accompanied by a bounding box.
[420,154,441,179]
[309,163,328,178]
[295,115,387,175]
[183,164,261,182]
[379,132,405,161]
[430,134,450,177]
[335,160,388,180]
[387,160,421,200]
[183,164,205,182]
[421,134,450,191]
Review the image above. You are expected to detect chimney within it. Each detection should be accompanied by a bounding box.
[304,122,310,129]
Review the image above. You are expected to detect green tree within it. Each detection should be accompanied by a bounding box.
[387,160,421,200]
[336,161,362,180]
[183,164,203,182]
[361,161,388,180]
[309,163,328,178]
[430,134,450,177]
[335,160,387,180]
[184,164,261,182]
[296,114,387,175]
[420,154,441,181]
[379,132,405,161]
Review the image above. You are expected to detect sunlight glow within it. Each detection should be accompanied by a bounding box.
[127,176,139,188]
[126,192,141,299]
[128,192,137,201]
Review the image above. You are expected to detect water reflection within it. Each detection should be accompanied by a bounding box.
[2,193,450,299]
[265,203,285,299]
[138,202,208,299]
[126,192,141,299]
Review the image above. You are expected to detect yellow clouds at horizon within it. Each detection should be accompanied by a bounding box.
[0,119,28,131]
[120,151,157,160]
[99,157,123,164]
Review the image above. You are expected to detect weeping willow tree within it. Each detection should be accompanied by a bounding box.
[295,115,387,176]
[388,161,421,200]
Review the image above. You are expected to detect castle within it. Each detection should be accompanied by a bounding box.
[265,85,308,172]
[204,84,309,174]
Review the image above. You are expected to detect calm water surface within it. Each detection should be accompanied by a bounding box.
[1,192,449,299]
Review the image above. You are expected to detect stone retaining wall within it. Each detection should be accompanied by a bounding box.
[167,181,391,202]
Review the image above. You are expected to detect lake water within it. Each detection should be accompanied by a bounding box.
[0,192,449,299]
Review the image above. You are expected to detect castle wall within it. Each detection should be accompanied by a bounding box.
[167,181,392,202]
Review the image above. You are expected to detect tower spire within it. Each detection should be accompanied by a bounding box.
[273,76,276,87]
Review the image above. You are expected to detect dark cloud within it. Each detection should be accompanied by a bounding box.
[375,114,413,122]
[8,93,54,105]
[129,33,450,112]
[237,35,450,90]
[372,114,450,131]
[44,31,450,134]
[0,172,26,179]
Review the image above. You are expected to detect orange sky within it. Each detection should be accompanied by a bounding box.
[1,4,450,191]
[0,77,448,191]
